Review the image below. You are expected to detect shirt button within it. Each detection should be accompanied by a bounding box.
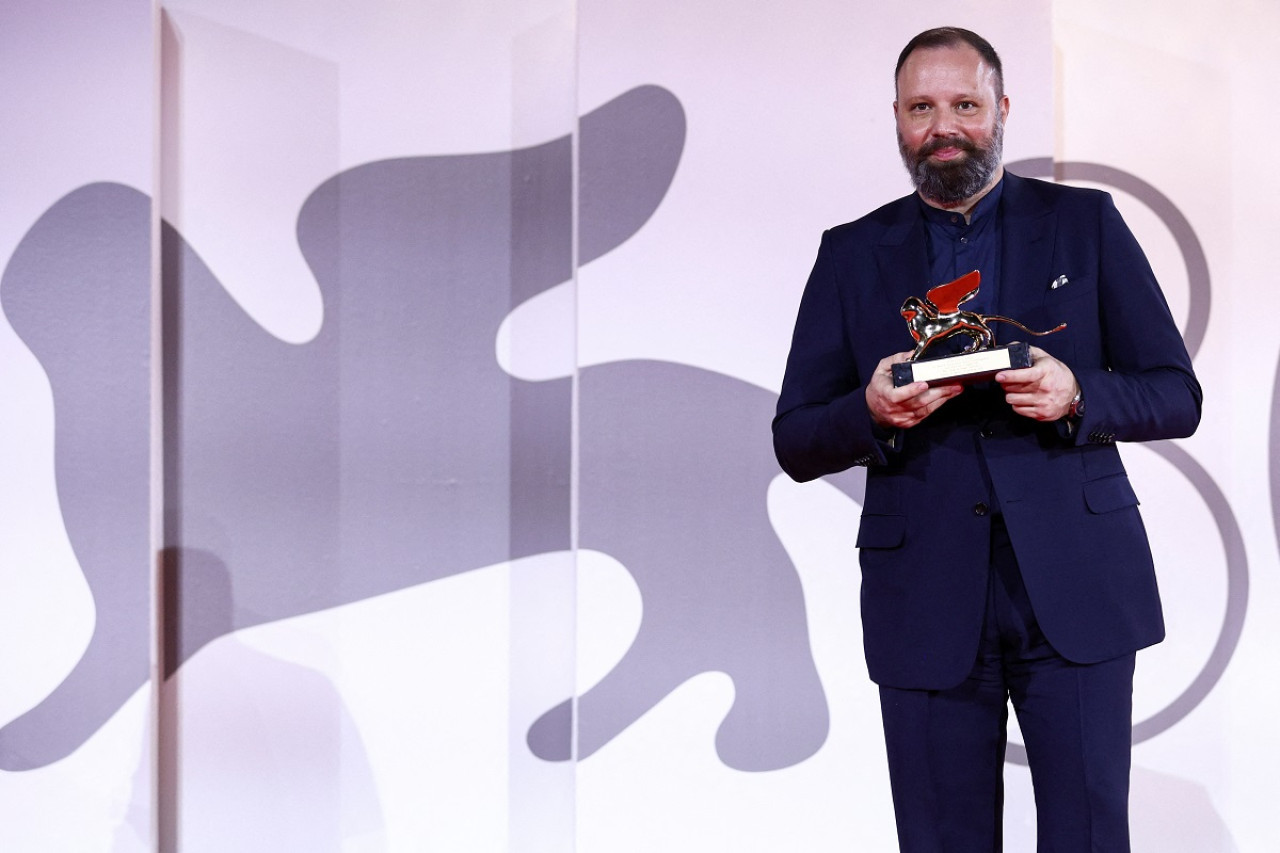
[960,236,969,244]
[973,503,989,516]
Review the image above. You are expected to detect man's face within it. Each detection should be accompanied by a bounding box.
[893,44,1010,208]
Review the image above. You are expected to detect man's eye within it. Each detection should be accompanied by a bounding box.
[911,103,930,112]
[957,101,977,111]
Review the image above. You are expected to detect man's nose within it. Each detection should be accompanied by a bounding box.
[929,114,959,137]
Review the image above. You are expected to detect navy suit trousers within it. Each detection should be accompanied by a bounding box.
[879,516,1135,852]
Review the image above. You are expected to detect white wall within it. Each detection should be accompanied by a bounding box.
[0,1,1267,850]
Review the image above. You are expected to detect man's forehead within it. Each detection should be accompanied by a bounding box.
[900,44,989,75]
[896,44,996,94]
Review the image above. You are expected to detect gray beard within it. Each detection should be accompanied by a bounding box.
[899,119,1004,206]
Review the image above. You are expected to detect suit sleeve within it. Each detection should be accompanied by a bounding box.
[772,231,898,482]
[1067,193,1202,445]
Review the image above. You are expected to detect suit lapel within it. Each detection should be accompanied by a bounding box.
[998,172,1058,321]
[874,195,931,308]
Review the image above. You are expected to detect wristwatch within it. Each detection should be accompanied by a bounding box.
[1067,389,1085,420]
[1062,389,1085,436]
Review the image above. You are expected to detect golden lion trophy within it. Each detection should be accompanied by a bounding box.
[891,270,1066,387]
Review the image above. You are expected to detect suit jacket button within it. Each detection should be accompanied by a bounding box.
[973,502,989,516]
[980,427,994,438]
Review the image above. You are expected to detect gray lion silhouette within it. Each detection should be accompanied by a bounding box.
[1,85,858,772]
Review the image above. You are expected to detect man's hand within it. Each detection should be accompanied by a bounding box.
[867,351,964,429]
[995,346,1078,421]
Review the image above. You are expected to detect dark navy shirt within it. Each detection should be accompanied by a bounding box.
[918,176,1004,320]
[916,177,1007,509]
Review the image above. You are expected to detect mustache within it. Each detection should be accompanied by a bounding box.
[917,136,979,158]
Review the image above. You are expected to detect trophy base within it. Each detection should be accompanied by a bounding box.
[892,341,1031,387]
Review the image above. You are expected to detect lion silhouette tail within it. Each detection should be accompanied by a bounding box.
[984,316,1067,337]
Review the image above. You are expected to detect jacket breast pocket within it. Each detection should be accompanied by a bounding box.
[1084,474,1140,514]
[1040,271,1096,325]
[1046,272,1096,303]
[856,514,906,549]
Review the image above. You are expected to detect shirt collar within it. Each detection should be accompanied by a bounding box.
[916,175,1005,228]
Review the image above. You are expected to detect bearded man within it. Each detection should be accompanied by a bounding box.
[773,27,1201,852]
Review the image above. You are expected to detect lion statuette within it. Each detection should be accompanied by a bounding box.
[901,270,1066,361]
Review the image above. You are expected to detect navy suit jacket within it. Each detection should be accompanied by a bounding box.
[773,171,1202,690]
